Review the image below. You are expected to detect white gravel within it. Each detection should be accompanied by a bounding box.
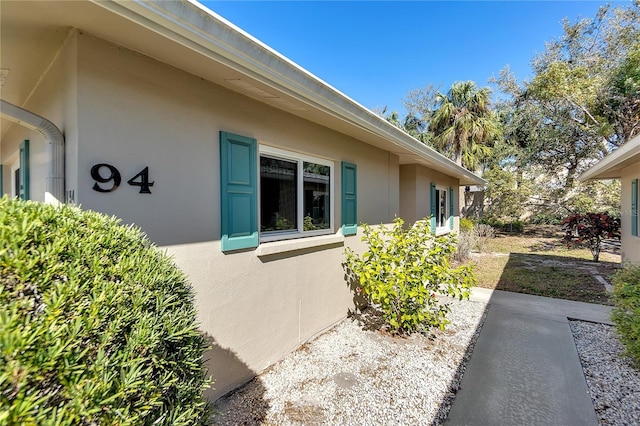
[212,297,488,425]
[570,320,640,426]
[211,300,640,425]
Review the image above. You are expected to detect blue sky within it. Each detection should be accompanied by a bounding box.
[203,1,620,115]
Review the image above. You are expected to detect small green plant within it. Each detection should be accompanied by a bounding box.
[303,215,327,231]
[343,217,476,334]
[530,213,562,225]
[0,197,211,425]
[480,218,524,233]
[611,263,640,367]
[459,217,475,233]
[562,212,621,262]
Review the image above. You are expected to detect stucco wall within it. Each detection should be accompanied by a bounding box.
[399,164,460,232]
[74,33,403,399]
[621,164,640,264]
[0,30,77,203]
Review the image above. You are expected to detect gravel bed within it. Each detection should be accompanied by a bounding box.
[212,297,488,425]
[570,320,640,425]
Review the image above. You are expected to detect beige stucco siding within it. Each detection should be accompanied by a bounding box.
[1,30,78,202]
[399,164,459,232]
[75,33,400,244]
[2,29,466,401]
[73,33,403,399]
[621,164,640,264]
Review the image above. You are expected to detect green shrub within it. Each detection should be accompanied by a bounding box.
[611,263,640,367]
[343,217,476,334]
[530,213,562,225]
[0,197,211,425]
[479,217,524,233]
[459,217,475,233]
[510,220,525,233]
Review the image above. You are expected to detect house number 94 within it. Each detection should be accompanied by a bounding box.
[91,164,154,194]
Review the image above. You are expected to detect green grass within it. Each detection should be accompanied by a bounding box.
[469,225,620,305]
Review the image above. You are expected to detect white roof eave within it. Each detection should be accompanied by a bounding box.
[98,0,485,186]
[579,135,640,181]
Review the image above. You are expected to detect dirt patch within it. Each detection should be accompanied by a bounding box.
[284,400,326,424]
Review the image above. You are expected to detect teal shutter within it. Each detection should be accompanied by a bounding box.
[341,162,357,236]
[449,186,454,230]
[19,140,29,201]
[220,131,258,251]
[632,179,638,237]
[430,183,436,233]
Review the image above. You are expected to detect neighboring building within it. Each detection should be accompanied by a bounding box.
[1,0,484,399]
[580,135,640,264]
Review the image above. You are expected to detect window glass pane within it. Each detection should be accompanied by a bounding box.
[14,169,20,199]
[260,157,297,232]
[303,162,330,230]
[437,189,447,227]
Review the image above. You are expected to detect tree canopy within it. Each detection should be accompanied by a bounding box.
[381,1,639,221]
[384,81,500,170]
[494,2,640,189]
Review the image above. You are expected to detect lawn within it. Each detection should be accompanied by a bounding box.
[467,225,620,305]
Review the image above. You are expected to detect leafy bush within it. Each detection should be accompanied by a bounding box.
[343,217,476,334]
[0,197,211,425]
[611,263,640,367]
[479,217,524,233]
[508,220,524,233]
[459,217,475,233]
[530,213,562,225]
[562,212,621,262]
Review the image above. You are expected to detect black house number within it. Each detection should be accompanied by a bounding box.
[91,164,154,194]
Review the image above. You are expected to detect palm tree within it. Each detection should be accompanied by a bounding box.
[430,81,501,170]
[383,109,430,144]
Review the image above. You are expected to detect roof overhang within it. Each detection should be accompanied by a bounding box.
[579,135,640,180]
[1,0,484,186]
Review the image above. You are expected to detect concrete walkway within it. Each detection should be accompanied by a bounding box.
[446,288,614,426]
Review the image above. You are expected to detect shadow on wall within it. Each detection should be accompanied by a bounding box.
[342,263,369,313]
[203,334,269,423]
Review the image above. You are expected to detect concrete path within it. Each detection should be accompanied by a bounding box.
[446,288,614,426]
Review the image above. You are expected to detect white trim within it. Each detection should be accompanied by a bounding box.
[255,233,344,257]
[258,145,335,242]
[91,0,485,186]
[580,135,640,180]
[434,185,450,233]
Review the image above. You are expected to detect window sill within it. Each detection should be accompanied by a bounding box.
[255,233,345,257]
[435,228,453,236]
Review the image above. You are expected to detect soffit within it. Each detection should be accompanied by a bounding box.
[580,136,640,180]
[0,0,484,186]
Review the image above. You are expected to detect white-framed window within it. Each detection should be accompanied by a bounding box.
[259,146,334,242]
[435,186,449,231]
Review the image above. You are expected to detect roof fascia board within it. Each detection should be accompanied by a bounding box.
[579,135,640,180]
[94,0,484,185]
